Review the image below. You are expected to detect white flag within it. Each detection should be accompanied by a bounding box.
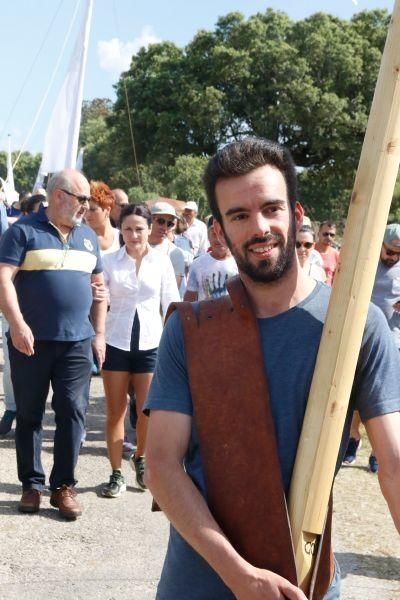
[39,0,93,174]
[6,134,15,191]
[76,147,84,172]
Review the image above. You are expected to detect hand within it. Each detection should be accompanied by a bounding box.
[233,566,308,600]
[92,332,106,371]
[9,321,35,356]
[392,301,400,313]
[91,281,108,302]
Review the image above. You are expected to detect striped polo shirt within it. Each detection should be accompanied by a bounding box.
[0,207,102,341]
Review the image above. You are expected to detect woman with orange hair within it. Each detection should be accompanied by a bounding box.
[87,181,120,256]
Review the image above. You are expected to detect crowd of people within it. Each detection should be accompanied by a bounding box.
[0,136,399,599]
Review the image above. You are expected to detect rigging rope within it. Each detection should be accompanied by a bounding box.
[12,0,82,170]
[112,0,142,188]
[0,0,65,146]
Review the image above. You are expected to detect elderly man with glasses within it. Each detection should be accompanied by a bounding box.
[0,169,107,519]
[149,201,186,289]
[314,221,340,286]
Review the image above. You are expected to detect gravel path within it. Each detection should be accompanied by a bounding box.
[0,358,399,599]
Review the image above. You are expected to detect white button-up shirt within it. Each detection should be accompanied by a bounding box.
[102,245,180,351]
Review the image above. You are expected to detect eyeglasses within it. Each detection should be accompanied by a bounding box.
[322,231,335,238]
[383,242,400,257]
[154,217,175,228]
[296,241,314,249]
[59,188,91,204]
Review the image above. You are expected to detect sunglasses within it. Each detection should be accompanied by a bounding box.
[60,188,91,204]
[383,243,400,257]
[322,232,335,238]
[154,217,175,228]
[296,241,314,249]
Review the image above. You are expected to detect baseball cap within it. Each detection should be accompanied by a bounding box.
[184,201,198,212]
[151,201,178,219]
[384,224,400,248]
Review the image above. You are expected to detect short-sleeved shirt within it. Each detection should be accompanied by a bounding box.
[145,282,400,599]
[186,253,238,300]
[150,239,185,279]
[0,207,102,341]
[371,260,400,349]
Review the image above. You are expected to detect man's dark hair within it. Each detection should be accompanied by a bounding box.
[319,221,336,231]
[203,137,298,224]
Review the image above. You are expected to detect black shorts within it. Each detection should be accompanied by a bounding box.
[102,312,157,374]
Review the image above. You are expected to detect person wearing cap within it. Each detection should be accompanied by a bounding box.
[149,202,186,288]
[184,217,238,302]
[343,223,400,473]
[183,200,208,257]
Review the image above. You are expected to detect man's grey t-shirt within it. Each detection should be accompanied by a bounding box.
[145,282,400,599]
[371,260,400,348]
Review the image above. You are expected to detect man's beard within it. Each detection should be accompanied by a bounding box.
[223,220,296,284]
[381,257,398,268]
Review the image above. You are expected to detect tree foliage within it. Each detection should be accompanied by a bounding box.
[101,8,391,220]
[6,8,397,219]
[0,151,41,193]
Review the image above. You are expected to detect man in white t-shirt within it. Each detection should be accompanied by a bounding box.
[183,201,208,258]
[149,202,186,288]
[184,217,238,301]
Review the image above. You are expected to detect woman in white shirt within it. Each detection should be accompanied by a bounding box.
[86,181,120,256]
[101,203,180,496]
[296,225,326,282]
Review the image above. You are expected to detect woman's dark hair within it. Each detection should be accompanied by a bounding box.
[203,136,298,225]
[119,203,152,228]
[21,194,45,214]
[298,225,315,241]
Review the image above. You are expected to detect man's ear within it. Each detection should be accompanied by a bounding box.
[213,219,227,246]
[295,202,305,232]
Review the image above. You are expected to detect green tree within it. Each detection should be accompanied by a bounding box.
[0,151,41,192]
[102,8,391,220]
[167,155,208,215]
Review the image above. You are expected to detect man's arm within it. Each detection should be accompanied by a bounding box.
[0,262,34,355]
[145,410,306,600]
[90,272,107,369]
[364,412,400,533]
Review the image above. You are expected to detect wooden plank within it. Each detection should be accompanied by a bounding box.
[288,1,400,593]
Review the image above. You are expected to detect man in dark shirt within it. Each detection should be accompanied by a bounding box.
[0,169,107,519]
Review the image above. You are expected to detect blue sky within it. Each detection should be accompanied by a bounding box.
[0,0,394,153]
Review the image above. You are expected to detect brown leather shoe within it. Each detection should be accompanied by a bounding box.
[50,485,82,519]
[18,489,41,513]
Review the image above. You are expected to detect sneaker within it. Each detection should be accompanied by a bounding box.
[101,470,126,498]
[368,454,379,473]
[130,455,147,490]
[343,437,362,464]
[18,489,41,513]
[50,485,82,519]
[0,410,16,435]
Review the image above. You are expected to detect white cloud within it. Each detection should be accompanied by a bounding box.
[98,27,161,75]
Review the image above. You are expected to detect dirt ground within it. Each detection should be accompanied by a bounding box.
[333,430,400,599]
[0,363,399,598]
